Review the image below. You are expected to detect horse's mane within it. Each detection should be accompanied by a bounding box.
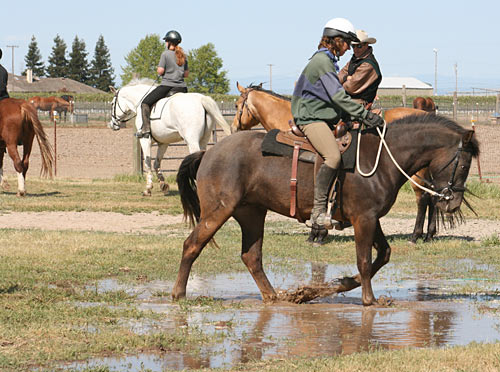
[389,113,480,156]
[124,78,158,87]
[247,83,291,102]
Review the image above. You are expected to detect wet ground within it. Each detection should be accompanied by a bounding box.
[63,260,500,371]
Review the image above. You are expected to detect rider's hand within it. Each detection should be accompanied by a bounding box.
[362,111,384,128]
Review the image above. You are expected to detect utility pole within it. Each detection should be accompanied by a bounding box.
[433,48,438,95]
[454,63,458,93]
[267,64,274,91]
[6,45,19,75]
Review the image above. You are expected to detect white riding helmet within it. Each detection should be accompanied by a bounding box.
[323,18,359,43]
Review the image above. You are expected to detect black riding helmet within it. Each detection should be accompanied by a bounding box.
[163,30,182,45]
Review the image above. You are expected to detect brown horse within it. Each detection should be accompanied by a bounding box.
[29,96,73,122]
[0,98,54,196]
[173,115,478,306]
[413,97,436,113]
[232,83,437,242]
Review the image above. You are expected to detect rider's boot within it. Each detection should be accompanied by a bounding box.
[306,164,337,233]
[136,103,151,138]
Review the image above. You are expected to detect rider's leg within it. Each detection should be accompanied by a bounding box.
[136,86,170,138]
[300,122,340,228]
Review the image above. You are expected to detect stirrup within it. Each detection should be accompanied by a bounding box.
[305,213,333,229]
[135,131,151,139]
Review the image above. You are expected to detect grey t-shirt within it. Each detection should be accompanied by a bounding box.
[158,49,188,87]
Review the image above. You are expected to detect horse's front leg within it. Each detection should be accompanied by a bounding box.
[154,144,169,195]
[139,137,153,196]
[6,144,25,196]
[353,216,377,306]
[0,147,9,190]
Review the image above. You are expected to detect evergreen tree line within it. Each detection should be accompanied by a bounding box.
[23,35,115,92]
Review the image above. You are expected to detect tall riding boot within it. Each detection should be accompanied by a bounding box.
[137,103,151,138]
[308,164,338,228]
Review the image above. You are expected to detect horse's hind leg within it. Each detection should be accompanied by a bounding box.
[6,143,26,196]
[154,143,169,194]
[233,206,277,302]
[172,207,233,300]
[0,144,8,190]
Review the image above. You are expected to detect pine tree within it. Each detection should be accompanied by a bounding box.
[88,35,115,91]
[67,36,89,83]
[121,34,164,85]
[23,35,45,77]
[46,35,68,77]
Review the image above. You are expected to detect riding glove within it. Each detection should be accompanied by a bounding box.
[362,111,385,128]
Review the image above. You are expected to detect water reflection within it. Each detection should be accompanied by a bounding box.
[67,262,500,371]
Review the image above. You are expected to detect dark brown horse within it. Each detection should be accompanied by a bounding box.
[173,115,478,306]
[232,83,437,242]
[29,96,73,122]
[0,98,54,195]
[413,97,436,113]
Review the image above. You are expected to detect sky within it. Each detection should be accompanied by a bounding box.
[2,0,500,95]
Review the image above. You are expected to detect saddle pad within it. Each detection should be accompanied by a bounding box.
[261,129,358,170]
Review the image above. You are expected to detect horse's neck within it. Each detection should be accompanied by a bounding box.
[123,85,150,109]
[251,93,291,131]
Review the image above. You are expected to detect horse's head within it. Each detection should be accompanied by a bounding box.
[428,129,479,216]
[232,82,261,131]
[108,86,135,131]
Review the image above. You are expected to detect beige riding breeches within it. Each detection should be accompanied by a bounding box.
[299,121,341,169]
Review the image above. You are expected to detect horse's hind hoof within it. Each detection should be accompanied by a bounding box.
[142,189,152,197]
[159,181,169,195]
[17,190,26,197]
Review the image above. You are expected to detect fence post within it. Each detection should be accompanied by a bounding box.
[453,91,458,120]
[402,85,407,107]
[133,137,142,175]
[496,93,500,114]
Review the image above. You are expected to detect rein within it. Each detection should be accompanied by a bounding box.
[356,123,465,201]
[111,83,157,125]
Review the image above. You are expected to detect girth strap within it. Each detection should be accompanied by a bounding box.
[290,141,302,217]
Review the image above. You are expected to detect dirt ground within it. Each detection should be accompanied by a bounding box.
[1,124,499,238]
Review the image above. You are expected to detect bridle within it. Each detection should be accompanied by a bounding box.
[235,89,258,131]
[427,139,468,201]
[110,89,137,126]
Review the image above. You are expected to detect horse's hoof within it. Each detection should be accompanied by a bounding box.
[17,190,26,197]
[159,181,169,195]
[142,190,152,197]
[0,180,10,190]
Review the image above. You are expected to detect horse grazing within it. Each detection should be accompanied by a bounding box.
[174,115,478,306]
[29,96,73,122]
[0,98,54,196]
[108,79,232,196]
[413,97,437,113]
[59,95,75,121]
[233,83,437,242]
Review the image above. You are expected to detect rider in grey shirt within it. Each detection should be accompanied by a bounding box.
[137,30,189,138]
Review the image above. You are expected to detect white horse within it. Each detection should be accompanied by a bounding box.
[108,79,232,195]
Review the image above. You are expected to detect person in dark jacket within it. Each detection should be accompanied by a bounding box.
[136,30,189,138]
[291,18,384,233]
[0,48,10,101]
[338,29,382,108]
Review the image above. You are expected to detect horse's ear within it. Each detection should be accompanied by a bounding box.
[258,83,263,89]
[236,82,245,94]
[109,86,117,94]
[462,130,474,145]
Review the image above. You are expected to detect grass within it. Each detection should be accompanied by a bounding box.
[0,177,499,370]
[0,175,183,215]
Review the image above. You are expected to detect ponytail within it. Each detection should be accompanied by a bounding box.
[174,45,186,66]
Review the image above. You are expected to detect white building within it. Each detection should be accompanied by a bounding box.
[377,77,433,96]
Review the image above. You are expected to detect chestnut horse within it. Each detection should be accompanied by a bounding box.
[0,98,54,196]
[174,115,478,306]
[232,83,437,242]
[29,96,73,122]
[413,97,436,113]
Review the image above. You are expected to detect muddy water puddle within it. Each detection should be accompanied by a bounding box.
[68,261,500,371]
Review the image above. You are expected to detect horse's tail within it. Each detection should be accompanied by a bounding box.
[21,102,54,178]
[176,151,206,228]
[200,95,232,136]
